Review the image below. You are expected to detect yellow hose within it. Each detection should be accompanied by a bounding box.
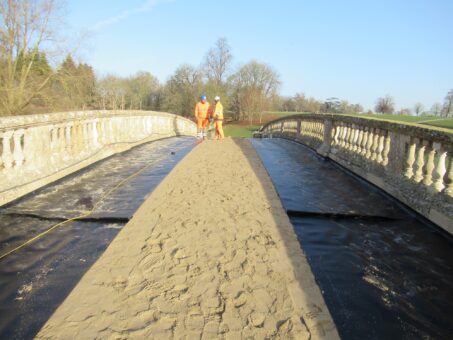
[0,158,164,261]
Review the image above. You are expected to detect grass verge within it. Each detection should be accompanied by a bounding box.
[224,124,261,138]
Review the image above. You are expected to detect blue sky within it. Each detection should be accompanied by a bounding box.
[66,0,453,111]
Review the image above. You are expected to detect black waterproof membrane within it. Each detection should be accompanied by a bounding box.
[251,138,453,340]
[0,137,196,339]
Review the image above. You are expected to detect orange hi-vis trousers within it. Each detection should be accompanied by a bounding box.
[197,117,209,128]
[215,120,224,139]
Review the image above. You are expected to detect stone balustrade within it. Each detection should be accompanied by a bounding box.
[0,110,196,206]
[257,114,453,235]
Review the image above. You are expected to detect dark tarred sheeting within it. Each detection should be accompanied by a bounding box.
[0,137,195,339]
[251,138,453,340]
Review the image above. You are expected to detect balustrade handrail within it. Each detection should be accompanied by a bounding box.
[259,113,453,145]
[257,113,453,235]
[0,110,197,206]
[0,110,194,130]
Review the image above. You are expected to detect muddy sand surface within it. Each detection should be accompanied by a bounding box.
[37,138,338,339]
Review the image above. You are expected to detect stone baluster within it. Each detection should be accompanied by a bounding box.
[106,120,113,144]
[96,121,103,145]
[296,120,301,135]
[404,139,417,179]
[334,124,340,146]
[92,120,99,148]
[340,125,347,147]
[81,121,88,145]
[431,149,447,192]
[350,126,357,152]
[73,122,80,152]
[444,155,453,196]
[361,128,369,156]
[382,134,391,166]
[50,126,58,152]
[343,125,350,149]
[65,124,72,154]
[344,126,351,149]
[58,125,66,154]
[22,127,37,167]
[332,125,339,145]
[351,126,359,151]
[317,119,333,157]
[376,132,385,164]
[371,129,380,161]
[365,129,374,159]
[357,128,364,155]
[85,121,93,148]
[2,131,14,169]
[413,140,426,183]
[74,122,83,155]
[12,129,25,167]
[423,142,437,186]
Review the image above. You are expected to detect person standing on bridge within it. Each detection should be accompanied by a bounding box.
[194,95,210,139]
[213,96,224,140]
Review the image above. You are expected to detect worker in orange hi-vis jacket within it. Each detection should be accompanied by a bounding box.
[194,95,210,139]
[213,96,224,140]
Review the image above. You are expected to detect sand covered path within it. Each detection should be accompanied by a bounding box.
[37,138,338,339]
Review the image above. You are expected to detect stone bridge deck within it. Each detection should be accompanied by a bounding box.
[36,139,338,339]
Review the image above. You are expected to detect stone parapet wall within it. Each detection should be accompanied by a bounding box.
[258,114,453,235]
[0,110,196,206]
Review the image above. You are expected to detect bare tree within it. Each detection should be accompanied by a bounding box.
[127,71,160,110]
[203,38,233,86]
[413,102,424,116]
[230,60,280,123]
[162,64,202,117]
[443,89,453,117]
[431,102,442,116]
[0,0,64,116]
[398,108,411,115]
[375,95,395,114]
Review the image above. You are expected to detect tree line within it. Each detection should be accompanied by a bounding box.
[1,1,452,119]
[375,93,453,117]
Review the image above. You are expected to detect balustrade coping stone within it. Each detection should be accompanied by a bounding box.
[0,110,194,130]
[260,113,453,144]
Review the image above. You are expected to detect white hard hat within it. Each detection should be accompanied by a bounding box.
[214,96,220,101]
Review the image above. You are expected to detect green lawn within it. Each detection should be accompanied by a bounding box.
[224,124,261,138]
[341,113,453,129]
[421,119,453,129]
[264,111,305,116]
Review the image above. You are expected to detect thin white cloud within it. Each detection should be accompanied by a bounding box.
[92,0,170,31]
